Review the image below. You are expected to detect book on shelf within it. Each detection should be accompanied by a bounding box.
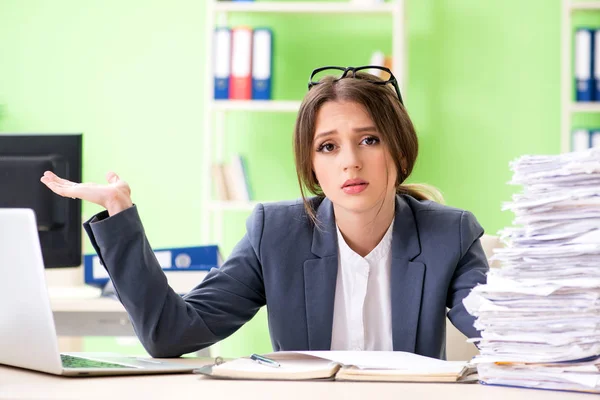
[211,154,252,202]
[211,163,231,201]
[368,50,393,80]
[194,350,476,382]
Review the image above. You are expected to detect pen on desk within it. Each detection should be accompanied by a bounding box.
[250,353,280,368]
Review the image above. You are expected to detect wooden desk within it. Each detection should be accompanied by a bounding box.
[0,359,591,400]
[49,296,211,357]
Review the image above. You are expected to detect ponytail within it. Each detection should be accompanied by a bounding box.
[397,183,445,204]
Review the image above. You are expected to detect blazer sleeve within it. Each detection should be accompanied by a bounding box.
[84,204,267,358]
[446,210,489,339]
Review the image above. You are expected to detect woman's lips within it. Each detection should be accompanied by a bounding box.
[342,182,368,194]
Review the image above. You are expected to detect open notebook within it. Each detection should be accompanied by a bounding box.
[195,351,476,382]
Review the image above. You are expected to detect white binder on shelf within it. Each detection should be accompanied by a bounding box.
[591,130,600,148]
[575,29,594,101]
[572,129,590,151]
[213,27,231,100]
[595,29,600,101]
[252,28,273,100]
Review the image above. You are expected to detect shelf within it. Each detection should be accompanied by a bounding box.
[571,102,600,112]
[213,1,397,14]
[570,1,600,11]
[210,100,301,112]
[208,201,260,211]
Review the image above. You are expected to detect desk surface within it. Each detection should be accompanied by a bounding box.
[50,295,125,312]
[0,358,591,400]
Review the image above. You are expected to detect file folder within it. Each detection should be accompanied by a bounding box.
[230,27,253,100]
[572,129,590,152]
[84,245,222,288]
[213,27,231,100]
[575,29,594,101]
[591,129,600,148]
[595,29,600,101]
[252,28,273,100]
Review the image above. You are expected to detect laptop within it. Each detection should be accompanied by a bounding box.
[0,208,197,376]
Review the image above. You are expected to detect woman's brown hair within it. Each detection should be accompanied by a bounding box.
[293,72,443,223]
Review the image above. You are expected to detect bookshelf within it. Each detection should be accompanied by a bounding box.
[202,0,406,245]
[210,100,301,112]
[561,0,600,153]
[213,1,397,13]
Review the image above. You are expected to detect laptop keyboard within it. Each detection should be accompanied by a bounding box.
[61,354,134,369]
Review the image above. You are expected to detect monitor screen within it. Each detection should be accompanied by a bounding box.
[0,134,82,268]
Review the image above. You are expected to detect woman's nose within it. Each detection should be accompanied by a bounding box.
[340,147,361,171]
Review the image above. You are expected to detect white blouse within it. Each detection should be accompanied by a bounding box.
[330,220,394,351]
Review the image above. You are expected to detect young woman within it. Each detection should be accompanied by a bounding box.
[41,66,488,360]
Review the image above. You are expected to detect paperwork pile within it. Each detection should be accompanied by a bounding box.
[463,147,600,393]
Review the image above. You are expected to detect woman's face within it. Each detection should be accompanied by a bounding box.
[312,100,398,215]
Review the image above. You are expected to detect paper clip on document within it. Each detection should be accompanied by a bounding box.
[250,353,280,368]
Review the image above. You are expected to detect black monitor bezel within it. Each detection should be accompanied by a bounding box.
[0,134,82,268]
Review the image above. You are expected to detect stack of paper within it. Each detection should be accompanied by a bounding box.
[463,147,600,393]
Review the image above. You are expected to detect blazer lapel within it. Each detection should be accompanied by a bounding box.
[303,197,338,350]
[391,195,425,353]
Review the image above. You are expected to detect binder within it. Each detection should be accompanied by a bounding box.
[575,29,594,101]
[229,27,253,100]
[595,29,600,101]
[572,129,590,152]
[252,28,273,100]
[591,129,600,148]
[84,245,223,293]
[213,27,231,100]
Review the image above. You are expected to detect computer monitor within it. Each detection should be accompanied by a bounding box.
[0,134,82,268]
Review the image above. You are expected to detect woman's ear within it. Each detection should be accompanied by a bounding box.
[398,157,407,178]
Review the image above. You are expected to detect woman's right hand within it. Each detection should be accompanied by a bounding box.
[40,171,133,216]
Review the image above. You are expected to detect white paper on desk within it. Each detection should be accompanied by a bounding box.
[478,364,600,389]
[297,351,467,372]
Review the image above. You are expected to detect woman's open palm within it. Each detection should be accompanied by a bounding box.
[40,171,133,215]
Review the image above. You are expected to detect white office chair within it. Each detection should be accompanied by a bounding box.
[445,234,502,361]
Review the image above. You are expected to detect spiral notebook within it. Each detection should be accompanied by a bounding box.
[195,351,476,383]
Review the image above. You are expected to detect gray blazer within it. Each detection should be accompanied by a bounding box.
[84,195,488,359]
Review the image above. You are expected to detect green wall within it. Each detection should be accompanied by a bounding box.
[0,0,563,357]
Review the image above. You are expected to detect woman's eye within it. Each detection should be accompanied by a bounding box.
[362,136,380,146]
[318,143,336,153]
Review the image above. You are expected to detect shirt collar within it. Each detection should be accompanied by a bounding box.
[336,218,395,263]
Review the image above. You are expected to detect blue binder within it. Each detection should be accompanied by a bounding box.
[595,30,600,101]
[575,29,594,101]
[214,27,231,100]
[84,245,222,287]
[252,28,273,100]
